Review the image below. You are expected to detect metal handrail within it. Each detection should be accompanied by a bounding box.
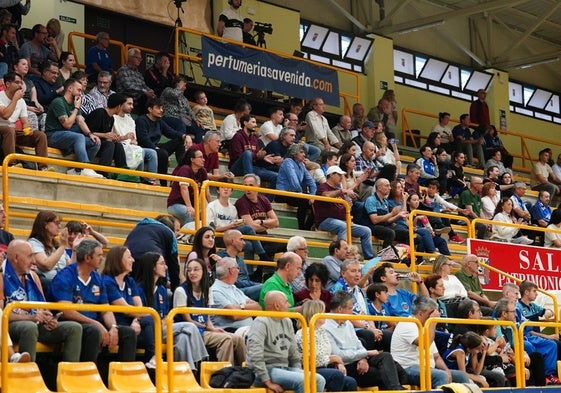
[1,301,164,393]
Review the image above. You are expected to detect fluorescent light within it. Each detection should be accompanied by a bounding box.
[514,57,559,69]
[394,20,445,35]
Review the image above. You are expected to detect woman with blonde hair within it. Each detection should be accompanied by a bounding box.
[295,300,357,391]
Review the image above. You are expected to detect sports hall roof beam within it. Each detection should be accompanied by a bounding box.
[374,0,527,36]
[325,0,368,32]
[377,0,414,27]
[495,2,561,60]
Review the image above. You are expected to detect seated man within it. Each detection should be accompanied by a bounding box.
[234,173,284,259]
[454,254,495,315]
[135,98,189,186]
[321,239,349,290]
[304,97,341,152]
[210,257,261,334]
[85,32,113,83]
[259,252,302,311]
[258,107,284,147]
[19,24,59,76]
[0,71,49,170]
[84,93,128,176]
[30,62,63,112]
[115,48,155,111]
[143,52,174,97]
[190,131,232,182]
[44,78,104,178]
[81,71,115,116]
[247,290,326,393]
[325,290,406,390]
[314,166,374,260]
[47,239,136,362]
[1,240,82,362]
[390,296,470,388]
[228,114,278,188]
[216,229,262,301]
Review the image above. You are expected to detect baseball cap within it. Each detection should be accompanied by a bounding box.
[325,166,346,177]
[362,121,376,129]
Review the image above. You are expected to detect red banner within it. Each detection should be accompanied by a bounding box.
[468,239,561,291]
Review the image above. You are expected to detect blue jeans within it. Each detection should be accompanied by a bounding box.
[304,143,321,162]
[141,147,158,173]
[318,218,374,259]
[255,367,325,393]
[405,365,469,388]
[239,224,266,263]
[317,367,356,391]
[168,203,193,226]
[230,150,278,188]
[162,115,204,143]
[47,127,100,163]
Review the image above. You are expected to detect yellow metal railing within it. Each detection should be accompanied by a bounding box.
[173,27,361,108]
[309,313,426,391]
[518,320,561,387]
[200,180,352,246]
[424,317,522,388]
[1,154,200,233]
[1,301,164,393]
[401,107,561,173]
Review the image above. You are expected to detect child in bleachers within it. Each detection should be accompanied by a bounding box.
[192,91,217,132]
[366,282,392,331]
[476,323,518,385]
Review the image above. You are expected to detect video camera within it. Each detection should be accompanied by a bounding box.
[253,22,273,35]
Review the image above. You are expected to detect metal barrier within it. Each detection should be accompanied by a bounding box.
[1,301,164,393]
[166,306,308,393]
[424,317,522,388]
[173,27,361,110]
[309,313,427,391]
[200,180,353,246]
[401,107,561,173]
[1,154,200,232]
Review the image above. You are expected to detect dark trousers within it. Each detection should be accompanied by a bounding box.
[80,324,137,362]
[97,141,127,174]
[345,352,404,390]
[276,195,314,230]
[156,139,186,186]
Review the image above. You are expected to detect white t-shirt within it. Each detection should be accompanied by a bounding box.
[219,8,243,42]
[441,275,468,300]
[219,113,239,141]
[258,120,282,147]
[206,199,238,228]
[390,319,436,369]
[112,113,137,139]
[0,91,27,126]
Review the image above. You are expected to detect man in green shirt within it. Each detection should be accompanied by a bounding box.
[458,176,486,239]
[259,252,302,312]
[455,253,495,315]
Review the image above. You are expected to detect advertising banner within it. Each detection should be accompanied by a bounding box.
[468,239,561,291]
[202,36,340,105]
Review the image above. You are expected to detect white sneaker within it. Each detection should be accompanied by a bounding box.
[67,169,79,176]
[81,168,105,178]
[10,352,30,363]
[512,236,533,245]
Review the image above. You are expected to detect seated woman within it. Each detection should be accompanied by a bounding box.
[339,153,368,218]
[101,246,151,366]
[375,132,401,175]
[185,226,221,281]
[424,273,451,354]
[167,148,210,226]
[160,75,204,143]
[448,151,469,197]
[295,300,357,392]
[134,252,208,369]
[431,111,453,153]
[480,182,498,220]
[28,210,71,290]
[443,331,505,387]
[294,263,333,312]
[174,258,246,366]
[407,192,450,255]
[431,255,467,303]
[483,125,512,168]
[491,197,533,244]
[276,144,316,230]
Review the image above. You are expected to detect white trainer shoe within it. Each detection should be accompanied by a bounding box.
[81,168,105,178]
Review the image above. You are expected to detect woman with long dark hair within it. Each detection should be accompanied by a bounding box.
[135,252,208,369]
[173,257,246,365]
[185,226,220,279]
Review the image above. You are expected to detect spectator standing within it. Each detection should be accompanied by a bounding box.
[85,32,113,82]
[470,89,490,127]
[242,18,256,45]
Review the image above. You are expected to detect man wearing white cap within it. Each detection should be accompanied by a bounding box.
[314,166,374,260]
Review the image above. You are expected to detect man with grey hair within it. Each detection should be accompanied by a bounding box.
[115,47,155,111]
[360,177,408,247]
[391,296,470,388]
[47,239,136,362]
[81,71,115,115]
[331,115,352,145]
[247,290,326,393]
[510,181,533,225]
[210,257,261,333]
[86,31,113,82]
[304,97,341,152]
[455,254,495,315]
[259,252,303,311]
[286,236,310,293]
[189,130,232,181]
